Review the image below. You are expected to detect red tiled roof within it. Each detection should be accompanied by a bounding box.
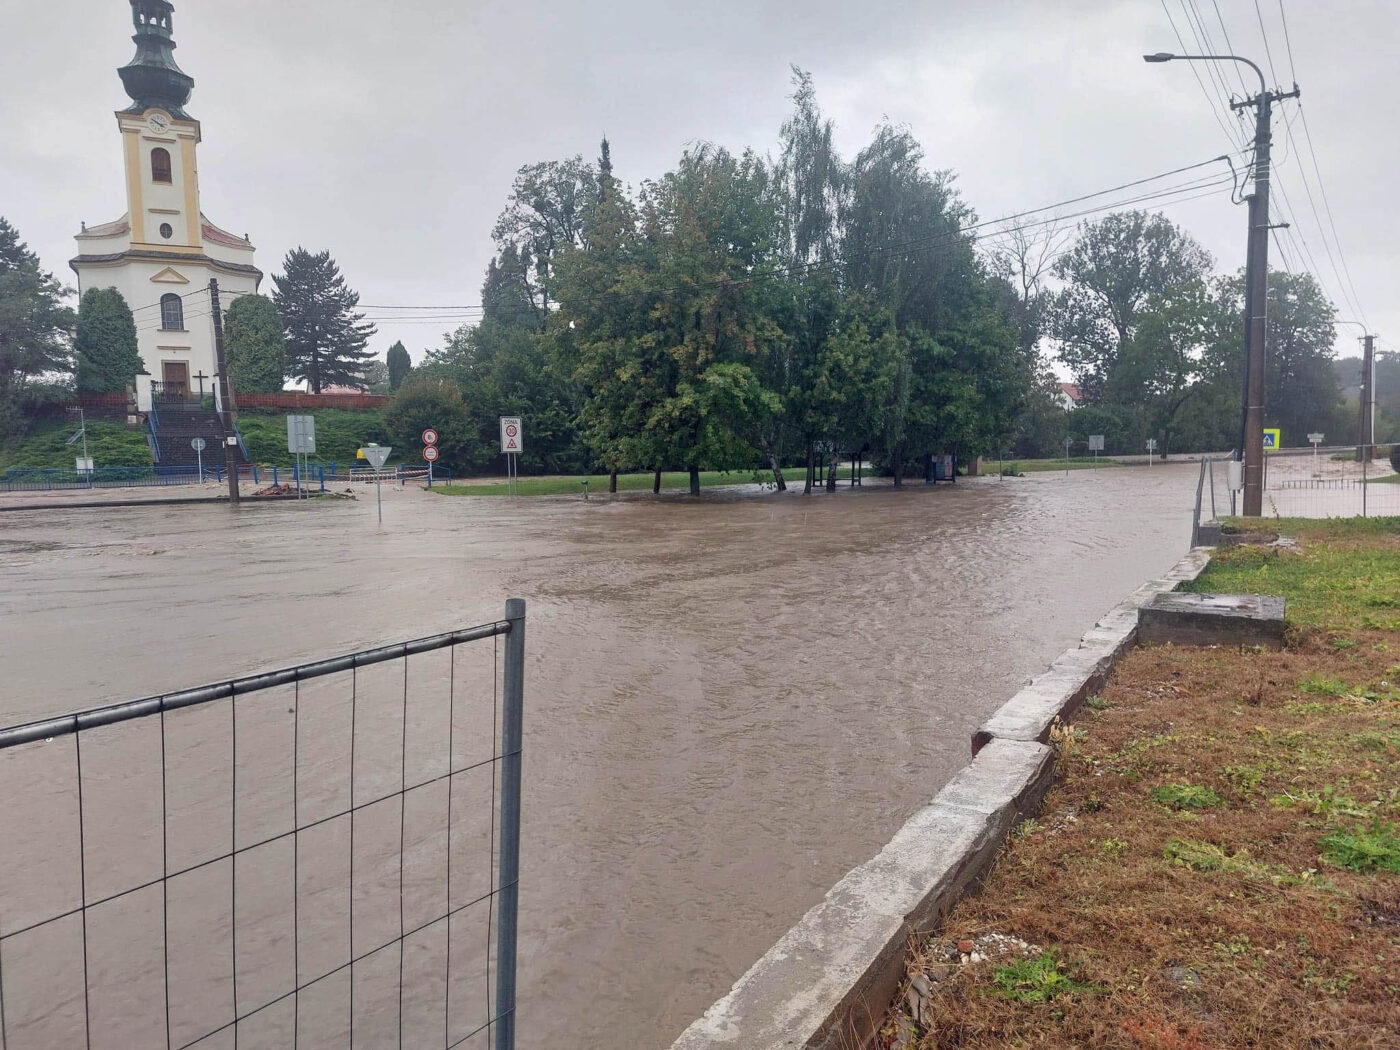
[1060,382,1083,402]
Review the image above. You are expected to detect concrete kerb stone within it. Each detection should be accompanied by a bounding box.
[669,739,1053,1050]
[670,548,1214,1050]
[970,547,1213,755]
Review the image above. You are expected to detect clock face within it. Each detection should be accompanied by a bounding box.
[147,114,170,134]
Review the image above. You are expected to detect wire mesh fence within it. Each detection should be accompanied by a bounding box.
[1194,445,1400,523]
[0,601,525,1050]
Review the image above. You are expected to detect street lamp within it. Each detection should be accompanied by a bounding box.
[1144,51,1298,516]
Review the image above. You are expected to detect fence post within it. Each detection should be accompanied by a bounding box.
[1191,458,1207,549]
[318,466,325,493]
[496,597,526,1050]
[273,466,279,487]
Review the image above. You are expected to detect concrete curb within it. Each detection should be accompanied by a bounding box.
[971,547,1212,753]
[669,547,1214,1050]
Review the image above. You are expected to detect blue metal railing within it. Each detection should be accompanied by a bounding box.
[2,466,217,492]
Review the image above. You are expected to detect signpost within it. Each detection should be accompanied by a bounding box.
[360,443,391,523]
[287,415,316,498]
[500,417,523,495]
[421,428,439,485]
[1145,438,1157,468]
[1063,436,1073,476]
[1308,432,1324,477]
[66,407,93,488]
[1088,434,1105,469]
[191,437,206,481]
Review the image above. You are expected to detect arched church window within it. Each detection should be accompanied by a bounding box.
[151,148,172,183]
[161,293,184,331]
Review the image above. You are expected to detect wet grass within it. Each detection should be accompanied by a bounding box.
[883,520,1400,1050]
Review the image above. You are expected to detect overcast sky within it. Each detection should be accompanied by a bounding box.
[4,0,1395,367]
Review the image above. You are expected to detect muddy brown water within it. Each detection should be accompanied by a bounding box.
[0,467,1196,1048]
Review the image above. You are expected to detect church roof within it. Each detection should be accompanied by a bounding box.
[77,217,131,239]
[118,0,195,119]
[200,217,252,249]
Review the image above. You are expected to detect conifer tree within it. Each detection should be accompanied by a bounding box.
[386,341,411,391]
[271,248,376,393]
[74,287,140,393]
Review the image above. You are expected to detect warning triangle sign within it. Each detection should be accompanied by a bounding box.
[505,438,518,451]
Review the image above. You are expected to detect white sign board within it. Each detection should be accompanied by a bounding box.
[1308,432,1324,444]
[287,414,316,454]
[1087,434,1105,452]
[500,416,523,454]
[75,457,94,473]
[361,444,391,469]
[1145,439,1158,451]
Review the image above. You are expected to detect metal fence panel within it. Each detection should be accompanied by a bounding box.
[0,605,525,1050]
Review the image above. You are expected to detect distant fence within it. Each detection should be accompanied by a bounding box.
[234,392,393,411]
[2,463,452,494]
[0,603,526,1050]
[1194,443,1400,525]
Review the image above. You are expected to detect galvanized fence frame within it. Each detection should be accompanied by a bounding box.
[0,600,525,1050]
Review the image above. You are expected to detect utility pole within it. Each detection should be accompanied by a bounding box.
[209,279,241,504]
[1144,52,1298,516]
[1232,83,1300,516]
[1359,333,1376,463]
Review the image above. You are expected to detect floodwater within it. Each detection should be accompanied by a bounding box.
[0,465,1197,1048]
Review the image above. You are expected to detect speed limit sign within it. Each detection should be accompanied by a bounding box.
[421,428,439,447]
[423,445,440,463]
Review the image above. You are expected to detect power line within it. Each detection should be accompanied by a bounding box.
[1209,0,1254,97]
[1277,0,1299,80]
[1252,0,1281,86]
[1160,0,1252,153]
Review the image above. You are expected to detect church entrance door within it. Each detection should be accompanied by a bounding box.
[162,361,189,396]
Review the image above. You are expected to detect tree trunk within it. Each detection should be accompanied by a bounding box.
[892,444,904,488]
[653,467,662,494]
[804,442,815,494]
[924,452,933,484]
[827,445,839,492]
[609,470,617,494]
[769,450,787,491]
[689,465,700,496]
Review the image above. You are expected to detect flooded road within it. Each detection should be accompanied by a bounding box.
[0,466,1197,1048]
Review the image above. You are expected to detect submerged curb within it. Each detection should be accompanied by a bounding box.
[670,546,1213,1050]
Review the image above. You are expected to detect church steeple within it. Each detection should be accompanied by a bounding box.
[118,0,195,119]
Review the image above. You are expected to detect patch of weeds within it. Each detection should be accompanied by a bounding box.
[1300,674,1351,697]
[1099,838,1128,857]
[1319,821,1400,873]
[1349,730,1400,753]
[1330,636,1358,651]
[1222,761,1273,795]
[1162,838,1316,886]
[1285,701,1335,715]
[1014,818,1040,841]
[989,950,1101,1004]
[1271,786,1372,818]
[1164,838,1229,872]
[1082,794,1107,813]
[1085,693,1111,711]
[1152,784,1225,810]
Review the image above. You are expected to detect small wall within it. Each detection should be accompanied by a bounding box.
[233,391,392,411]
[670,547,1213,1050]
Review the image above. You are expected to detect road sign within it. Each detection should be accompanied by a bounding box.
[75,457,94,473]
[1145,439,1158,451]
[422,428,439,447]
[500,417,523,454]
[1262,428,1281,451]
[1063,437,1074,449]
[287,414,316,454]
[190,438,206,452]
[423,445,440,463]
[1087,434,1105,452]
[361,444,391,469]
[1307,432,1324,445]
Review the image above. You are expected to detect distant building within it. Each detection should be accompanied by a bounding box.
[70,0,261,411]
[1057,383,1083,410]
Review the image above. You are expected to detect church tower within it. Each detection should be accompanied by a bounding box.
[72,0,261,411]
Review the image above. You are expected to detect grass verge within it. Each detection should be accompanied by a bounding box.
[433,467,855,496]
[884,518,1400,1049]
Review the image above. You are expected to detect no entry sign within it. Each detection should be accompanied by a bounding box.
[422,428,439,447]
[500,417,523,454]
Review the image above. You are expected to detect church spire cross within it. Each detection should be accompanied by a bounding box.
[118,0,195,119]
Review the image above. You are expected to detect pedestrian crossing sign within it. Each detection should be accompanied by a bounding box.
[1263,428,1281,451]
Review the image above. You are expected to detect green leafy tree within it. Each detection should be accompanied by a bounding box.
[382,374,476,472]
[492,156,598,316]
[386,340,411,391]
[362,359,390,394]
[271,248,377,393]
[0,218,74,433]
[1049,211,1212,403]
[74,287,140,392]
[222,293,286,392]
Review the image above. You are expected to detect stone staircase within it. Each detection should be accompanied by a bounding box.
[150,404,247,468]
